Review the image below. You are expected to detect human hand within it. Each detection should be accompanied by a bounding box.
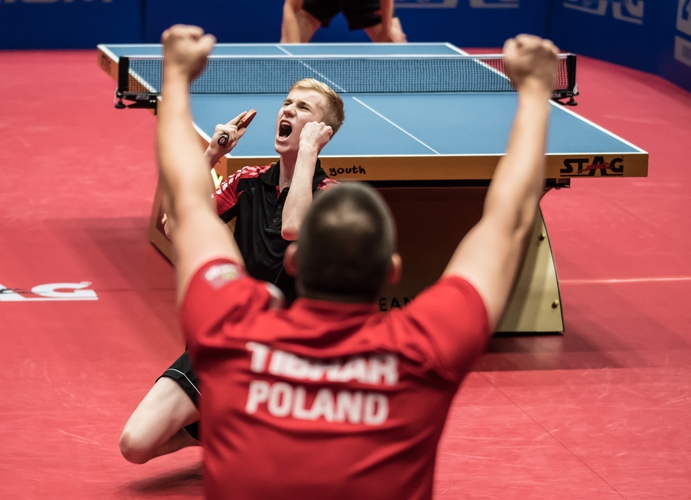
[160,25,216,82]
[380,18,407,43]
[503,34,559,95]
[205,111,252,164]
[299,121,333,153]
[372,17,407,43]
[380,27,407,43]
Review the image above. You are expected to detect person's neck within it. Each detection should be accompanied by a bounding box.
[300,288,378,305]
[278,152,297,191]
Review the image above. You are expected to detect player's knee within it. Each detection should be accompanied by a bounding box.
[119,429,152,464]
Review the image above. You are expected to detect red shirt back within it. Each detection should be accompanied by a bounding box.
[183,259,489,500]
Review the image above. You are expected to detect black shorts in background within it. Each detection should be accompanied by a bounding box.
[303,0,391,30]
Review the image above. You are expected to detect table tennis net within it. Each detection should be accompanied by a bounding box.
[119,54,577,98]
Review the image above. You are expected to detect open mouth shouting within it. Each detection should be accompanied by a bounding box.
[275,118,297,154]
[278,120,292,140]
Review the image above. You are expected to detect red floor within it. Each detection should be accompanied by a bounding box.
[1,50,690,499]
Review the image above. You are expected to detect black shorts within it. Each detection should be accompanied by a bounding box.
[159,351,200,440]
[303,0,393,31]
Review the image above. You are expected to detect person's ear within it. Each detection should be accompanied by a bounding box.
[284,242,298,277]
[387,253,402,285]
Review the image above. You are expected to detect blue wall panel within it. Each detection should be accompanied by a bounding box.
[1,0,688,93]
[141,0,549,46]
[142,0,284,44]
[0,0,142,49]
[668,0,691,91]
[550,0,691,92]
[550,0,664,74]
[396,0,550,47]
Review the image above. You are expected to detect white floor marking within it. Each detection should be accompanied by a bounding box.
[561,277,691,284]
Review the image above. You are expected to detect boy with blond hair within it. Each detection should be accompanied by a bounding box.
[119,76,344,464]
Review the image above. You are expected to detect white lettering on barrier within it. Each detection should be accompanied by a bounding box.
[0,282,97,302]
[394,0,458,9]
[2,0,112,3]
[678,0,691,36]
[245,380,389,425]
[675,36,691,68]
[563,0,607,15]
[469,0,519,9]
[612,0,643,24]
[563,0,644,24]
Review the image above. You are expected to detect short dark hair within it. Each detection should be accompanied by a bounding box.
[296,183,396,303]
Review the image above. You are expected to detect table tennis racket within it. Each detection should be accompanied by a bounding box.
[218,109,257,146]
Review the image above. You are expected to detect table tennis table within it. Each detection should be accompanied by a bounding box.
[97,42,648,333]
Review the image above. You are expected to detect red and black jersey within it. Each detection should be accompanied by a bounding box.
[214,160,335,305]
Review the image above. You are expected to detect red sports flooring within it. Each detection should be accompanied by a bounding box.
[1,50,690,499]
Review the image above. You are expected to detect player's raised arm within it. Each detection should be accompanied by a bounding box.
[156,25,244,303]
[281,121,332,240]
[443,34,559,332]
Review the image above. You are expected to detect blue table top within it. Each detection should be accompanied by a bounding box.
[98,43,648,181]
[99,42,467,57]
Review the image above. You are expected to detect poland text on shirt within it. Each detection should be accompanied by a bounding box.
[244,342,399,425]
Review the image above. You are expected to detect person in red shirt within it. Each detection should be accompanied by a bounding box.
[118,77,342,463]
[155,24,558,499]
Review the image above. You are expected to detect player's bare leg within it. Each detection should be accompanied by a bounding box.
[281,0,321,42]
[119,377,201,464]
[365,18,407,43]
